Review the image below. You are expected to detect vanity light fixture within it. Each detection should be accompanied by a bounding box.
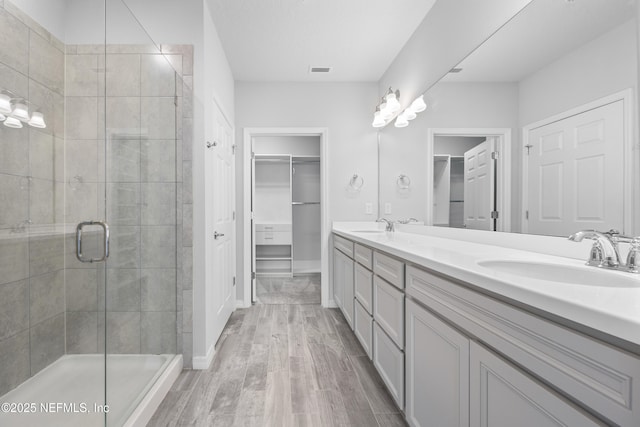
[410,95,427,113]
[384,88,401,113]
[0,93,11,114]
[403,108,417,121]
[3,116,23,128]
[0,90,47,129]
[394,113,409,128]
[372,106,386,128]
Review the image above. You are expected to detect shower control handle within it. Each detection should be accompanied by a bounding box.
[214,231,225,239]
[76,221,110,263]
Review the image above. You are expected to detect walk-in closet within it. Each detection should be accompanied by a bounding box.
[251,135,321,303]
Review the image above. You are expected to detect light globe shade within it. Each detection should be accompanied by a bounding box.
[4,116,23,128]
[380,104,393,120]
[0,94,11,114]
[0,112,5,121]
[28,111,46,128]
[12,102,29,122]
[394,114,409,128]
[404,108,417,120]
[410,95,427,113]
[372,110,385,128]
[386,91,401,113]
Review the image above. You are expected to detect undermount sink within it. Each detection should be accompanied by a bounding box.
[477,260,640,288]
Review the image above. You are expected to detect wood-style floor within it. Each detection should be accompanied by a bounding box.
[256,274,321,305]
[147,303,406,426]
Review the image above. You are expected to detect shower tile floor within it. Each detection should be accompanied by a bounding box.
[256,273,321,304]
[147,303,406,426]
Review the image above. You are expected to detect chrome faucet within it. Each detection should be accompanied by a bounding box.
[398,218,419,224]
[376,218,395,232]
[568,229,639,273]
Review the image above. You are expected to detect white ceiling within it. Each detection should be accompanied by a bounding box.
[442,0,635,83]
[207,0,436,82]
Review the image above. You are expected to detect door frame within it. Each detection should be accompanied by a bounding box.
[242,127,330,308]
[521,89,636,235]
[426,128,512,232]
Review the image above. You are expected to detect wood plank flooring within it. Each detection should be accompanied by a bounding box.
[256,274,321,304]
[147,303,406,426]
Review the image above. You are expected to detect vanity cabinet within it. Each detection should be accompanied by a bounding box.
[470,341,601,427]
[354,251,374,359]
[406,298,469,427]
[333,235,354,329]
[373,322,404,408]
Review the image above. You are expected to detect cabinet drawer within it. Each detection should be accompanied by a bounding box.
[355,300,373,360]
[373,275,404,349]
[373,252,404,290]
[255,231,292,245]
[255,223,291,232]
[354,263,373,314]
[354,243,373,269]
[333,234,354,258]
[373,322,404,410]
[406,265,640,427]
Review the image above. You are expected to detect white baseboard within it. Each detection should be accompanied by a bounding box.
[192,344,215,370]
[236,299,251,309]
[325,299,338,308]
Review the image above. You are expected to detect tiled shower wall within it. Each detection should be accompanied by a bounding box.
[0,1,194,397]
[63,45,193,359]
[0,2,66,396]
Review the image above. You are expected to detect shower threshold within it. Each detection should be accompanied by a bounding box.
[0,353,182,427]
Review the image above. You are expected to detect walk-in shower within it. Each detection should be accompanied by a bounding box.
[0,1,191,425]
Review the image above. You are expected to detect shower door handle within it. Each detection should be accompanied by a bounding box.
[76,221,110,263]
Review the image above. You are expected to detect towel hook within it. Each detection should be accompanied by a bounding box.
[397,174,411,190]
[348,174,364,191]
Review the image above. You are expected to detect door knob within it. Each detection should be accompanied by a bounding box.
[214,231,225,239]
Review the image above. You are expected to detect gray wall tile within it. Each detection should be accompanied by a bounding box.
[141,268,176,311]
[66,311,98,354]
[29,178,55,224]
[141,226,176,268]
[29,78,64,138]
[141,311,176,354]
[106,311,140,354]
[105,268,140,312]
[65,54,98,96]
[107,226,140,269]
[65,140,99,183]
[29,129,55,180]
[0,279,28,341]
[0,125,29,176]
[65,97,98,139]
[30,270,64,325]
[141,97,176,139]
[141,54,176,96]
[0,331,30,396]
[0,8,28,74]
[141,183,176,225]
[105,54,140,96]
[66,269,98,312]
[0,174,29,229]
[0,238,29,285]
[141,140,176,182]
[0,61,28,98]
[29,234,63,276]
[106,96,141,137]
[107,183,140,225]
[107,139,140,182]
[30,313,65,375]
[182,290,192,333]
[29,31,64,95]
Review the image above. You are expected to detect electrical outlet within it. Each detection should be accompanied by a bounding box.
[384,203,392,214]
[365,202,373,214]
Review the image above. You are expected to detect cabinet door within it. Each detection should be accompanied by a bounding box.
[341,251,355,329]
[354,299,373,359]
[373,275,404,348]
[373,322,404,409]
[354,262,373,314]
[470,342,602,427]
[332,248,343,309]
[406,299,469,427]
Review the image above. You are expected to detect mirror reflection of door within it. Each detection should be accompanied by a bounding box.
[525,98,625,237]
[433,135,496,230]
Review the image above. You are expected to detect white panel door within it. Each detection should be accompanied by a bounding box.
[209,103,236,343]
[464,139,495,230]
[526,101,624,236]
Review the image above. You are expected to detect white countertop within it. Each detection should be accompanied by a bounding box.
[333,222,640,350]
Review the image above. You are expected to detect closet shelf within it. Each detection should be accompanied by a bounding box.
[292,201,320,205]
[256,256,292,261]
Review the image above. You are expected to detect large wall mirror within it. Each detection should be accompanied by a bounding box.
[378,0,639,236]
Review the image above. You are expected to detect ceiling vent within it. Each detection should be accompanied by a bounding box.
[309,66,332,73]
[449,67,463,73]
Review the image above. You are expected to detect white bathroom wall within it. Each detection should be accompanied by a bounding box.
[519,18,637,126]
[234,82,379,302]
[378,0,532,111]
[379,82,519,225]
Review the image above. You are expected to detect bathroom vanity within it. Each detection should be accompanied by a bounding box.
[332,223,640,427]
